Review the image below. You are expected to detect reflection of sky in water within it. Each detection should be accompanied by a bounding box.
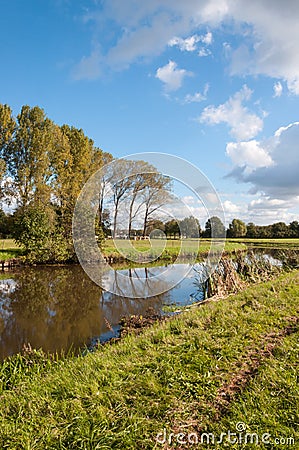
[101,263,196,298]
[0,279,16,325]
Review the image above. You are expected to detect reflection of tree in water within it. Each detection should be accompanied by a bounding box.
[0,266,104,358]
[0,266,170,359]
[104,265,178,298]
[100,267,171,332]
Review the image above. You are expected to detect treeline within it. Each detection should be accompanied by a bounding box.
[227,218,299,239]
[0,104,172,261]
[138,216,299,239]
[142,216,225,239]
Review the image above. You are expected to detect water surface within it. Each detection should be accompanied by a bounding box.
[0,264,203,360]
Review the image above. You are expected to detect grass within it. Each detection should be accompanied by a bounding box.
[102,238,246,262]
[227,237,299,249]
[0,239,23,261]
[0,269,298,448]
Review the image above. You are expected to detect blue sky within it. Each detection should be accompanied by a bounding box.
[1,0,299,225]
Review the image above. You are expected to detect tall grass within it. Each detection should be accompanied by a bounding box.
[0,269,298,448]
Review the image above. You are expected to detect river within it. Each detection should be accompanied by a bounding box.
[0,248,297,360]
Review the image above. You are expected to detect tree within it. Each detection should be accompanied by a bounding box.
[204,216,226,238]
[126,161,155,237]
[180,216,201,238]
[140,173,172,237]
[0,209,13,238]
[289,221,299,238]
[0,104,15,198]
[165,219,180,238]
[228,218,247,238]
[110,159,135,238]
[145,219,165,237]
[4,105,56,207]
[246,222,257,238]
[271,222,289,238]
[0,103,15,155]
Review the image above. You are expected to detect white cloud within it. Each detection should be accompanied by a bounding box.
[223,200,241,213]
[184,83,209,103]
[199,85,264,140]
[168,32,213,52]
[202,31,213,45]
[227,122,299,200]
[168,35,201,52]
[273,81,283,98]
[226,140,273,170]
[181,195,196,204]
[246,195,299,225]
[248,197,294,210]
[227,1,299,95]
[198,47,211,57]
[155,60,192,91]
[77,1,299,93]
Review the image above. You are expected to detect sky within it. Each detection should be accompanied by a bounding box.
[1,0,299,226]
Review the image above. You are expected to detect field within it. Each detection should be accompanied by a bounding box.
[0,270,298,448]
[227,237,299,248]
[102,238,246,261]
[0,239,23,261]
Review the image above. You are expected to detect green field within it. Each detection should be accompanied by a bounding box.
[0,269,298,448]
[102,238,246,261]
[227,237,299,248]
[0,239,23,261]
[2,237,299,263]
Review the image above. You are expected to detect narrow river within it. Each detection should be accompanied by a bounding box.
[0,248,297,359]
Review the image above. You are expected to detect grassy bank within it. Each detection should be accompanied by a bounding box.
[0,270,298,449]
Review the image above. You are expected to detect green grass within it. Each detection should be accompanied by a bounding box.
[0,239,23,261]
[227,237,299,249]
[103,238,246,262]
[0,270,298,448]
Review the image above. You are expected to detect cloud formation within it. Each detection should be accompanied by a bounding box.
[184,84,209,103]
[168,32,212,52]
[156,60,192,91]
[227,121,299,201]
[273,81,283,98]
[75,0,299,93]
[199,85,264,140]
[226,140,273,170]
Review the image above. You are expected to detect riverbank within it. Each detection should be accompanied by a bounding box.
[0,269,298,448]
[0,238,247,266]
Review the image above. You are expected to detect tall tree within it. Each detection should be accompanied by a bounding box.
[140,173,172,237]
[110,159,135,238]
[165,219,180,238]
[271,221,289,238]
[228,218,247,238]
[51,124,99,240]
[289,220,299,238]
[246,222,257,238]
[204,216,226,238]
[4,105,54,206]
[180,216,201,238]
[126,161,156,237]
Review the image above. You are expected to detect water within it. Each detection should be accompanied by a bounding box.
[0,248,298,360]
[0,264,205,360]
